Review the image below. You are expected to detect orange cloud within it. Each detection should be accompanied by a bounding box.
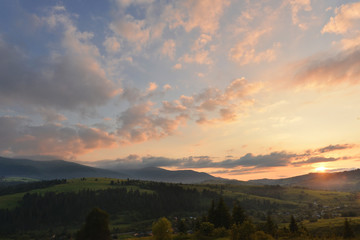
[322,2,360,34]
[229,28,280,65]
[168,0,230,34]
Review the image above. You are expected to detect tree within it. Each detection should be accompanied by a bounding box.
[264,214,276,237]
[214,197,231,229]
[178,219,187,234]
[289,215,298,234]
[208,200,216,224]
[197,222,214,238]
[232,201,246,225]
[76,207,111,240]
[343,218,355,239]
[152,217,173,240]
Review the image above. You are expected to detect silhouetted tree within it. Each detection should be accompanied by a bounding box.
[289,215,298,234]
[232,201,246,225]
[214,197,231,228]
[208,200,216,224]
[265,214,277,236]
[76,207,111,240]
[343,218,355,239]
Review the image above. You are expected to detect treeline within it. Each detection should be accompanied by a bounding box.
[0,180,217,234]
[0,179,66,196]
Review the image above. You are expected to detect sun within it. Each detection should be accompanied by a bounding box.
[314,166,327,173]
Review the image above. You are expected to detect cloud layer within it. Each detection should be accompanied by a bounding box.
[0,116,116,159]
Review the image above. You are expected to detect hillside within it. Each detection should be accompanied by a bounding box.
[249,169,360,191]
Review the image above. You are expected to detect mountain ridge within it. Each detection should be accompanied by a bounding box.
[0,157,218,184]
[1,156,360,190]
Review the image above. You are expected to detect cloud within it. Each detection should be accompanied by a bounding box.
[119,77,261,139]
[291,48,360,88]
[167,0,230,35]
[162,39,176,59]
[181,50,212,65]
[286,0,312,29]
[93,151,294,170]
[0,116,116,159]
[229,28,280,65]
[110,14,150,50]
[0,8,119,111]
[116,102,188,144]
[103,36,121,53]
[322,2,360,34]
[147,82,158,92]
[292,156,339,165]
[116,0,154,8]
[317,144,355,153]
[173,63,182,69]
[114,77,261,143]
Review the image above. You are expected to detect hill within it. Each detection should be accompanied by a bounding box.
[0,157,218,184]
[0,157,125,179]
[249,169,360,191]
[111,166,218,184]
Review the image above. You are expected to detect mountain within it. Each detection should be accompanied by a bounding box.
[249,169,360,191]
[0,157,218,183]
[122,167,218,183]
[0,157,126,179]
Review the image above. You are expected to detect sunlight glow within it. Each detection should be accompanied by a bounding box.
[314,166,327,173]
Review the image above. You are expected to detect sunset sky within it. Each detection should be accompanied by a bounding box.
[1,0,360,180]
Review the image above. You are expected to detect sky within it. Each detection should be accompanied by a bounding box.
[0,0,360,180]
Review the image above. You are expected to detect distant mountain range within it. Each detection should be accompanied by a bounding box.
[1,156,359,190]
[0,157,218,184]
